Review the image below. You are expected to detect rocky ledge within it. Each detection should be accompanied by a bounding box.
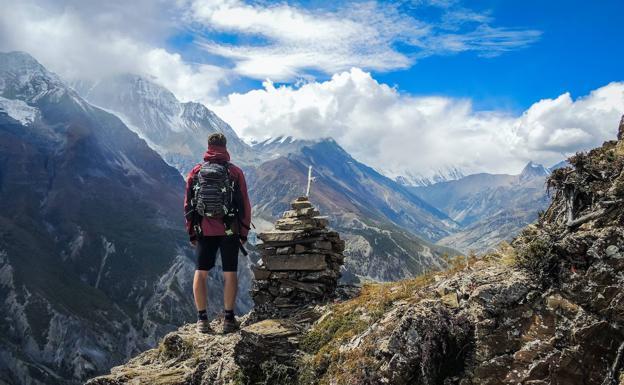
[85,315,311,385]
[87,118,624,385]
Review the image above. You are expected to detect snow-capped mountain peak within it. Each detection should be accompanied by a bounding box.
[251,135,338,161]
[73,73,256,172]
[391,166,466,187]
[0,51,94,126]
[519,161,550,181]
[0,51,77,104]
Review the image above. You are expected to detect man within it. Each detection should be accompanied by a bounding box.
[184,133,251,334]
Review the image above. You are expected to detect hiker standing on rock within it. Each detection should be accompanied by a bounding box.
[184,133,252,333]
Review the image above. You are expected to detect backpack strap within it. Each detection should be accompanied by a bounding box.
[221,161,237,236]
[189,165,203,238]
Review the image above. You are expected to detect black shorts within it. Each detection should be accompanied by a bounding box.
[196,235,239,272]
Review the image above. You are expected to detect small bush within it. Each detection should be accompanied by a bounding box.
[515,233,559,286]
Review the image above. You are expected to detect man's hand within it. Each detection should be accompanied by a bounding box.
[190,239,197,247]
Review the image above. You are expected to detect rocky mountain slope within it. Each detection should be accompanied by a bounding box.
[74,74,257,174]
[0,52,253,385]
[76,78,460,282]
[414,161,552,253]
[248,137,459,281]
[87,118,624,385]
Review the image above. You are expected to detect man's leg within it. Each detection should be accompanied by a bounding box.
[221,236,240,333]
[194,237,218,333]
[223,271,238,311]
[193,270,209,311]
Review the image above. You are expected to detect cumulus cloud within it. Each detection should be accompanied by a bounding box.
[0,0,228,101]
[0,0,541,100]
[188,0,541,80]
[212,69,624,176]
[1,0,617,179]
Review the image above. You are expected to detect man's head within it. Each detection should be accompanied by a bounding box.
[208,133,227,147]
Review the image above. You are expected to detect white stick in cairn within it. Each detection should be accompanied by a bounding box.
[306,165,316,197]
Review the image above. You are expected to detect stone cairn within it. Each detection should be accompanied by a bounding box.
[251,196,346,318]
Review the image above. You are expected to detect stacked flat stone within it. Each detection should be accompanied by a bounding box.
[251,196,346,318]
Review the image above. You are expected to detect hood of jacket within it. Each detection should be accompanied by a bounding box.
[203,144,231,163]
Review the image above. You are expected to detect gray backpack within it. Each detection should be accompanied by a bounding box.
[193,162,235,218]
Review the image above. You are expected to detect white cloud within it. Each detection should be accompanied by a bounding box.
[189,0,424,80]
[0,0,541,100]
[426,25,542,57]
[3,0,617,180]
[188,0,541,80]
[0,0,228,102]
[212,69,624,176]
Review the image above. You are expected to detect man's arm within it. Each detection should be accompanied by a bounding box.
[184,164,201,243]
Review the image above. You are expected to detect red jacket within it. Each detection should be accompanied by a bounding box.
[184,145,252,241]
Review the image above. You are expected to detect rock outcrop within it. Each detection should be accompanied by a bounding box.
[87,117,624,385]
[250,196,346,319]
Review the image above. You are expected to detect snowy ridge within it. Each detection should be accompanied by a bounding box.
[0,51,71,103]
[518,160,550,182]
[254,135,298,146]
[0,96,38,125]
[73,74,256,173]
[389,166,466,187]
[251,135,330,161]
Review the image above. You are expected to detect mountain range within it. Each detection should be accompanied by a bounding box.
[87,125,624,385]
[75,75,463,282]
[391,165,466,187]
[0,51,557,384]
[72,70,554,259]
[69,63,559,265]
[0,52,253,385]
[246,137,459,281]
[412,161,554,252]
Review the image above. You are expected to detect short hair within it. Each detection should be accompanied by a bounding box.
[208,133,227,147]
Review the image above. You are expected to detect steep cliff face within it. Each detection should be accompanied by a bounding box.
[86,119,624,385]
[0,52,254,385]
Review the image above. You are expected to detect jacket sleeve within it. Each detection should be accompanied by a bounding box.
[236,168,252,241]
[184,164,201,241]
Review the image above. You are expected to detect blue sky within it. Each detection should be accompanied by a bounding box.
[377,0,623,112]
[1,0,623,176]
[158,0,624,112]
[164,0,623,113]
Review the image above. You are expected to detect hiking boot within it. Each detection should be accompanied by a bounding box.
[197,319,213,334]
[222,316,239,334]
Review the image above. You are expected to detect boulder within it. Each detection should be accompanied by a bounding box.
[252,266,271,280]
[258,230,304,243]
[263,254,328,271]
